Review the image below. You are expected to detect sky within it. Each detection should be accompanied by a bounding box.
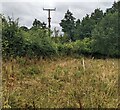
[1,0,117,31]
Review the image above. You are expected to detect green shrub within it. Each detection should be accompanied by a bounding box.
[2,16,25,58]
[57,38,92,56]
[22,29,58,58]
[73,38,92,55]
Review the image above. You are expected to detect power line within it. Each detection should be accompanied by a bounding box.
[43,8,56,36]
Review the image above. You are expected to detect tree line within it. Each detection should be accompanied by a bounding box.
[1,1,120,59]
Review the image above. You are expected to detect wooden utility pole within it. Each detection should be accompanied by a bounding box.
[43,8,56,36]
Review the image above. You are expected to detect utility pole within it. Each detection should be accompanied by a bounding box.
[43,8,56,36]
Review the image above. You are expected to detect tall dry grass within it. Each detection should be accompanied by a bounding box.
[2,57,119,108]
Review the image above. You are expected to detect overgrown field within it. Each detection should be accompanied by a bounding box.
[2,57,119,108]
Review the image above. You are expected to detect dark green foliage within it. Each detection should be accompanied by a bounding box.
[20,26,29,31]
[79,14,93,39]
[74,19,82,40]
[60,10,76,41]
[105,1,119,14]
[92,12,119,57]
[74,9,104,40]
[31,19,46,30]
[91,8,104,24]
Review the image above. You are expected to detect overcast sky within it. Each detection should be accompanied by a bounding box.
[1,0,117,30]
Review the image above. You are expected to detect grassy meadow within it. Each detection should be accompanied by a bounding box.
[2,56,119,108]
